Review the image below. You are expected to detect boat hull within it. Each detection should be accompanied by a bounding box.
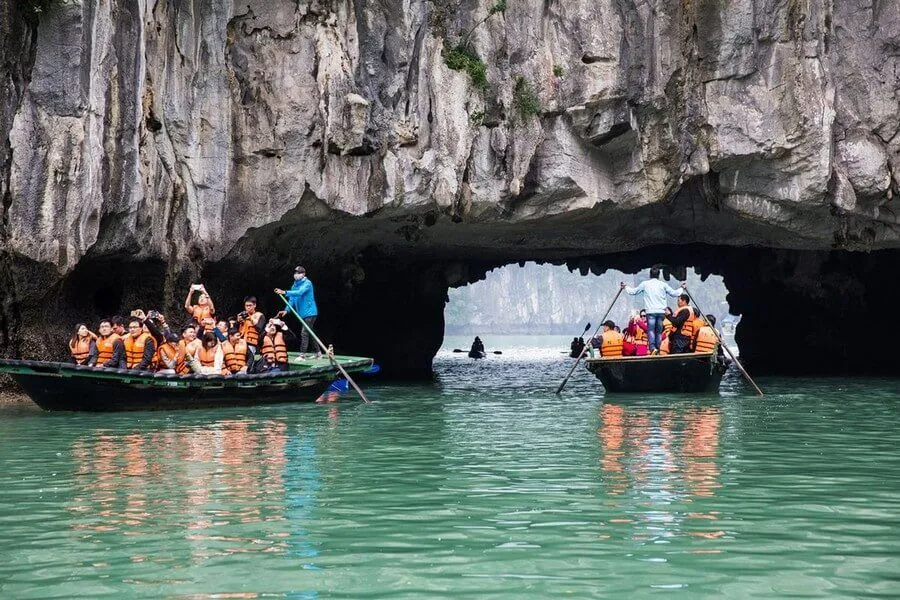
[585,352,727,393]
[0,356,373,411]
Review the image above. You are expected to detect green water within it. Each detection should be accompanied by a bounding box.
[1,336,898,598]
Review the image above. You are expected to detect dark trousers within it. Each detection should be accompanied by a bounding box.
[300,316,317,354]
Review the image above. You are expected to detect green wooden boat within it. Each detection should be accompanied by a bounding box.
[0,353,374,411]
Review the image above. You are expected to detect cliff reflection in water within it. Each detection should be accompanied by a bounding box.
[67,419,320,567]
[599,402,724,542]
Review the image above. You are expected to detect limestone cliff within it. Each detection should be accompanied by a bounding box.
[0,0,898,376]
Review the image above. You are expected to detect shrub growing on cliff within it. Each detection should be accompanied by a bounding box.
[442,0,507,89]
[514,76,541,118]
[444,45,489,89]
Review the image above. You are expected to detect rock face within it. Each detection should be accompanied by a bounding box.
[1,0,899,377]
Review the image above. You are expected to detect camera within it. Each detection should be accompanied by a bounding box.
[147,310,161,321]
[191,283,202,291]
[238,311,249,320]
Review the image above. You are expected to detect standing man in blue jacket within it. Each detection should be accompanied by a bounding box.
[275,266,319,357]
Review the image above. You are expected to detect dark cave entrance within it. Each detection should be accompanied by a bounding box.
[20,241,897,381]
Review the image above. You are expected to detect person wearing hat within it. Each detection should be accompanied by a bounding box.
[275,265,319,357]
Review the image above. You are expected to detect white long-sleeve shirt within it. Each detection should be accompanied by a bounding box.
[624,279,683,313]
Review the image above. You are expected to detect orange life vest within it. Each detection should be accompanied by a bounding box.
[634,323,648,349]
[691,316,706,349]
[197,344,218,367]
[660,336,670,355]
[261,332,288,364]
[695,326,718,354]
[222,340,248,373]
[663,318,674,337]
[600,330,624,357]
[191,304,213,322]
[124,332,153,369]
[70,337,91,364]
[95,334,120,365]
[239,315,260,347]
[674,306,694,340]
[155,342,187,374]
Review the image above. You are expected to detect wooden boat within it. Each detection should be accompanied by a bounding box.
[585,351,728,393]
[0,353,374,411]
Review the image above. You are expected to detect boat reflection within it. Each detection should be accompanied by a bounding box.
[68,419,320,568]
[598,401,725,543]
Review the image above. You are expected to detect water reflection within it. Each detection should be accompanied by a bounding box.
[598,401,725,543]
[68,419,314,568]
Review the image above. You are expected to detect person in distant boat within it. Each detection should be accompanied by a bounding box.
[222,328,251,374]
[184,283,215,326]
[90,319,126,368]
[667,294,696,354]
[123,317,156,370]
[470,336,485,355]
[275,266,318,357]
[261,320,289,372]
[621,267,685,355]
[68,323,97,366]
[570,336,586,358]
[598,321,624,357]
[237,296,265,353]
[694,314,721,357]
[623,311,649,356]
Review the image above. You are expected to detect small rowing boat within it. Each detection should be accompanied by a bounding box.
[0,353,374,411]
[585,352,728,393]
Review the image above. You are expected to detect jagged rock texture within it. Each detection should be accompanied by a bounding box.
[2,0,899,272]
[1,0,899,376]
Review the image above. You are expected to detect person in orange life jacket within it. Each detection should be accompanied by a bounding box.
[68,323,97,365]
[694,314,723,358]
[184,283,215,326]
[89,319,126,368]
[192,331,225,374]
[199,316,216,336]
[123,318,156,370]
[623,311,650,356]
[222,328,252,374]
[261,320,289,372]
[667,294,697,354]
[599,321,625,357]
[237,296,265,353]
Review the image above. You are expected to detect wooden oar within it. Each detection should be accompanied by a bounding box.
[684,289,763,396]
[556,288,623,394]
[276,293,371,403]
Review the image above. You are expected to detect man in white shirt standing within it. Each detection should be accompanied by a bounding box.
[620,267,685,355]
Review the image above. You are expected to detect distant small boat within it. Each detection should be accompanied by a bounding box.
[0,353,373,412]
[468,350,486,359]
[585,352,727,393]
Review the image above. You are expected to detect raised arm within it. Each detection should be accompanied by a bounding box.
[201,285,215,315]
[665,281,686,297]
[184,287,194,313]
[622,281,644,296]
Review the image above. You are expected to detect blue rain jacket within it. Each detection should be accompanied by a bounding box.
[285,277,318,318]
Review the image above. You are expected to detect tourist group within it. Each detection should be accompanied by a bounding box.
[66,266,318,375]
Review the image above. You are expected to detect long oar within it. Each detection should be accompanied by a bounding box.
[684,289,763,396]
[556,289,623,394]
[277,293,371,403]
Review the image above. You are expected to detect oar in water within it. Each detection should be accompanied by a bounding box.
[556,288,624,394]
[276,293,371,403]
[684,289,763,396]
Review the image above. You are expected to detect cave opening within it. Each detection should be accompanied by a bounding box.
[442,262,738,350]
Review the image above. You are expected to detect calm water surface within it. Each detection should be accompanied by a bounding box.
[0,335,898,598]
